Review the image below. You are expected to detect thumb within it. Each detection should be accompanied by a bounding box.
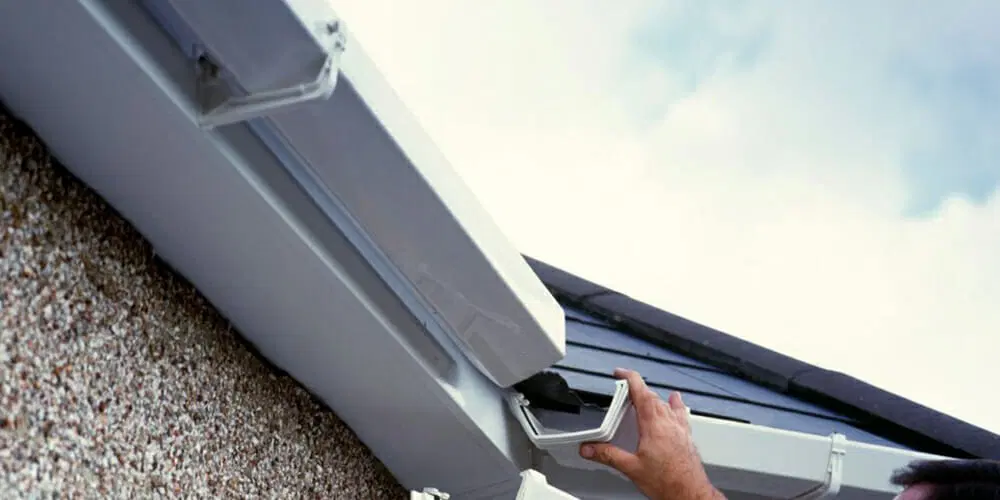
[580,442,641,476]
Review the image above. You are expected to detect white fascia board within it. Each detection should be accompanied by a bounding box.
[143,0,566,389]
[0,0,533,494]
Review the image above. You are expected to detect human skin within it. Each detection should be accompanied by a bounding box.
[579,368,725,500]
[893,484,933,500]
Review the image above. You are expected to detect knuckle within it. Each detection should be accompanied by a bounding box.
[658,400,671,415]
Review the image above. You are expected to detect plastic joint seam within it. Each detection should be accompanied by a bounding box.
[792,432,847,499]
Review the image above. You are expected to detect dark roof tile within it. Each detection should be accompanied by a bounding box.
[587,292,810,391]
[525,255,1000,460]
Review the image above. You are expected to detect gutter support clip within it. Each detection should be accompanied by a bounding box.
[793,432,847,499]
[195,19,347,129]
[410,487,450,500]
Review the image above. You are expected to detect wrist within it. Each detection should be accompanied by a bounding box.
[700,485,726,500]
[691,474,725,500]
[653,474,722,500]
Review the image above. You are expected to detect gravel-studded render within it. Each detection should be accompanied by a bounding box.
[0,108,405,498]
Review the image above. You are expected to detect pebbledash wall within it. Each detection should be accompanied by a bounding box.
[0,108,405,498]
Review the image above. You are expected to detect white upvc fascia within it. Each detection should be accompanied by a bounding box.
[0,0,533,494]
[0,1,954,499]
[141,0,566,390]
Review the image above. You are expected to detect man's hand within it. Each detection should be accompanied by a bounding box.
[579,368,724,500]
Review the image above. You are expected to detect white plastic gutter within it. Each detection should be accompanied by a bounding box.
[502,381,947,499]
[530,420,947,500]
[140,0,566,390]
[415,470,581,500]
[0,1,952,499]
[0,0,535,494]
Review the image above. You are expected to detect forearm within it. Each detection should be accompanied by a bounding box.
[652,485,725,500]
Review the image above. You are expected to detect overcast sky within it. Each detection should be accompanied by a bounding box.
[332,1,1000,433]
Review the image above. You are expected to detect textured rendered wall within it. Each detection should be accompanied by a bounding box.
[0,109,404,498]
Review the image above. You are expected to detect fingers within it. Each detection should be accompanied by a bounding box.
[668,391,685,412]
[580,442,641,478]
[668,391,691,431]
[614,368,659,423]
[616,369,693,434]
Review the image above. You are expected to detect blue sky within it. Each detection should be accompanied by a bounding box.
[334,1,1000,433]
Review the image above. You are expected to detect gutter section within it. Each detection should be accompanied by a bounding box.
[0,1,964,498]
[0,0,531,493]
[503,377,944,499]
[791,433,846,499]
[523,415,946,500]
[143,0,566,389]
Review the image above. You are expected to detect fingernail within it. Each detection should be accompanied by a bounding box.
[580,445,594,458]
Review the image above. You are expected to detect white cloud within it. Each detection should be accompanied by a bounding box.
[331,1,1000,433]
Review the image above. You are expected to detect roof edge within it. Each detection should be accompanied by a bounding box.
[523,255,1000,460]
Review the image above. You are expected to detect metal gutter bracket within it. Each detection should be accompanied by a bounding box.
[194,20,347,129]
[793,432,847,499]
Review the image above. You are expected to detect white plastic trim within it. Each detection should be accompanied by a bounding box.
[410,487,451,500]
[195,22,345,129]
[509,380,631,446]
[507,379,638,477]
[0,1,958,499]
[140,0,566,389]
[516,470,579,500]
[792,433,848,499]
[413,470,579,500]
[525,413,947,500]
[0,0,532,494]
